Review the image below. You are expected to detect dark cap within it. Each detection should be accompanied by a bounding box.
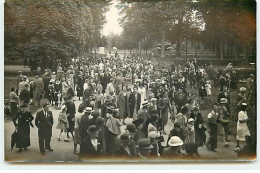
[151,109,158,115]
[137,138,153,150]
[96,117,105,126]
[126,124,136,132]
[119,133,130,143]
[92,110,100,117]
[87,125,98,134]
[150,114,159,122]
[132,119,144,127]
[174,122,181,128]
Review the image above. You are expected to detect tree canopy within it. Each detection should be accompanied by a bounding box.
[118,0,256,59]
[5,0,111,70]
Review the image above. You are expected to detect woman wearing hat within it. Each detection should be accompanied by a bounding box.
[76,74,84,101]
[236,87,247,109]
[56,105,69,142]
[105,109,122,155]
[175,106,189,145]
[190,107,206,147]
[148,131,163,157]
[117,85,128,124]
[235,103,250,151]
[146,112,160,136]
[95,84,104,114]
[64,97,76,140]
[10,87,19,119]
[158,91,170,133]
[12,104,34,152]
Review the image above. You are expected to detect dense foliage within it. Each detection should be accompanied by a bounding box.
[5,0,111,71]
[118,0,256,59]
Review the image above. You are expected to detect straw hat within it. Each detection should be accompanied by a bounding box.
[188,118,195,123]
[220,98,228,104]
[84,107,92,113]
[142,100,149,107]
[240,87,247,92]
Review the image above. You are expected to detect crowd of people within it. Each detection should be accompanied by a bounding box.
[6,52,256,160]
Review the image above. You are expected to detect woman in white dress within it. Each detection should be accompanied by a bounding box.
[235,103,250,151]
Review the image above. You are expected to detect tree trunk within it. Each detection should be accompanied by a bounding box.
[220,39,224,59]
[138,41,141,54]
[234,40,238,59]
[195,42,198,59]
[154,40,158,56]
[227,39,230,58]
[243,44,247,59]
[161,30,165,58]
[185,39,188,59]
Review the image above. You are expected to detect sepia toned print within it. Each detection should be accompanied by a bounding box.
[4,0,256,163]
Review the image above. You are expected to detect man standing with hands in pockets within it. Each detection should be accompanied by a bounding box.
[35,102,54,155]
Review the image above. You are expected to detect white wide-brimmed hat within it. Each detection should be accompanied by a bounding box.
[168,136,183,147]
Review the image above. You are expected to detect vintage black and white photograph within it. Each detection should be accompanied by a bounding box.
[3,0,256,163]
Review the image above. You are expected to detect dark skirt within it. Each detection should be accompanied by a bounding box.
[74,128,81,145]
[208,122,218,150]
[10,102,18,118]
[105,127,118,155]
[67,120,75,133]
[16,124,31,148]
[76,86,84,97]
[195,127,206,147]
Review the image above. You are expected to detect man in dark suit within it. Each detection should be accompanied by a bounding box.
[79,107,92,139]
[80,125,104,158]
[129,85,141,118]
[35,103,53,155]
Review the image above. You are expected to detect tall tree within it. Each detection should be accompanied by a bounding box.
[5,0,112,70]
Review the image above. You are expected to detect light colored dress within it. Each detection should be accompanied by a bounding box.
[56,112,69,131]
[236,111,250,141]
[74,112,83,144]
[205,83,211,96]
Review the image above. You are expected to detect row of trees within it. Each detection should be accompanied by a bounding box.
[117,0,256,59]
[5,0,112,71]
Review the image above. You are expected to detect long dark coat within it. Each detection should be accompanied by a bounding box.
[76,77,84,97]
[79,114,90,139]
[190,112,206,147]
[12,111,34,148]
[117,92,127,119]
[65,100,76,133]
[128,92,141,118]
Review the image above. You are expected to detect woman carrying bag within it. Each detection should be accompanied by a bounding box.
[105,109,122,155]
[57,105,70,142]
